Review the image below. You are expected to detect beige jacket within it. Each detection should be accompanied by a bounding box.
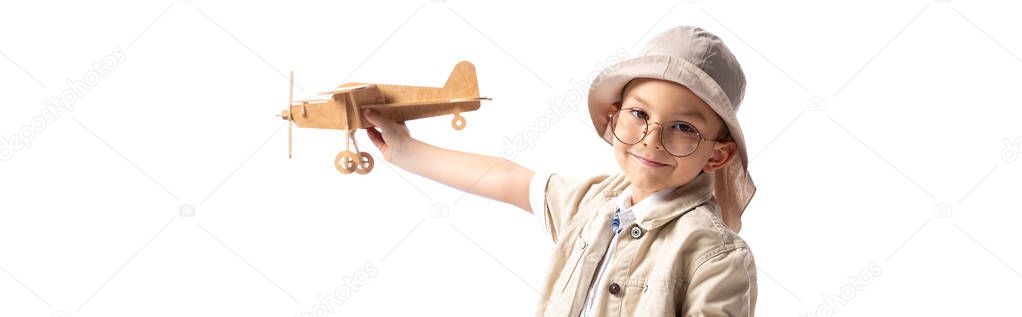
[535,171,757,316]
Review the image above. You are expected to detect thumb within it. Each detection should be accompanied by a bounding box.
[362,109,394,130]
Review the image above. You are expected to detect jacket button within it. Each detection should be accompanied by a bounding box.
[630,226,644,239]
[608,283,621,294]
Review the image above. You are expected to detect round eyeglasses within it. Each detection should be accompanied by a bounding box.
[609,108,722,157]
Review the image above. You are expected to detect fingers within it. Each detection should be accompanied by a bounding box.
[366,127,386,150]
[362,109,393,130]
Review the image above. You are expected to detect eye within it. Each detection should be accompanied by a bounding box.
[628,109,649,120]
[670,121,698,134]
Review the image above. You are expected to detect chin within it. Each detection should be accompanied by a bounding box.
[628,175,665,191]
[618,155,703,192]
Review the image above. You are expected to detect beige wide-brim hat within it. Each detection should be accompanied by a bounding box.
[588,26,756,232]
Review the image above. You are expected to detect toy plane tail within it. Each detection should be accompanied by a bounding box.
[443,61,480,98]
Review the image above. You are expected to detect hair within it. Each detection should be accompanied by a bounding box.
[716,121,732,141]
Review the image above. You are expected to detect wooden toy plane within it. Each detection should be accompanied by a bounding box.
[278,61,491,175]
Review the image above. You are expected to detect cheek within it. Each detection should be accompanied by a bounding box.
[670,157,701,174]
[612,141,629,164]
[613,140,642,175]
[672,148,718,178]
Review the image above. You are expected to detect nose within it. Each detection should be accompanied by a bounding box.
[642,122,664,151]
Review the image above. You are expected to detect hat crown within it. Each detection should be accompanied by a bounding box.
[640,26,746,111]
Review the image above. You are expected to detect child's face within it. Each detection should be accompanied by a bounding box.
[610,78,737,194]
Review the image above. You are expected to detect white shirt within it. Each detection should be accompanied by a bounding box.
[529,171,678,317]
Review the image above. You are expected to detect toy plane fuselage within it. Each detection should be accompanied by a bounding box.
[281,61,486,131]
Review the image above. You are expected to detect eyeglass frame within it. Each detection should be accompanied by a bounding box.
[607,107,728,157]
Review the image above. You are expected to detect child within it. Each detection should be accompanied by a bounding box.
[362,26,757,316]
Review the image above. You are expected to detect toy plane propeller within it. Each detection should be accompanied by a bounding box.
[277,61,491,175]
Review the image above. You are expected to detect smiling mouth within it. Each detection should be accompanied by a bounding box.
[630,152,670,167]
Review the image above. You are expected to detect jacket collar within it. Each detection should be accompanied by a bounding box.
[601,171,716,230]
[614,184,677,224]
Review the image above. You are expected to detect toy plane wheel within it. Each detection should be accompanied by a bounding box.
[451,113,466,130]
[335,151,358,174]
[355,152,374,174]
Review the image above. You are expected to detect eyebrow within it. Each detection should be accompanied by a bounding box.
[627,95,707,123]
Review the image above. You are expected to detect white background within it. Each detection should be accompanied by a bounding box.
[2,0,1021,316]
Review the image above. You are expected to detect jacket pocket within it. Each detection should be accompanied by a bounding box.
[620,279,675,315]
[559,235,588,294]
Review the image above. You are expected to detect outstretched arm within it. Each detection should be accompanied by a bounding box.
[362,109,536,213]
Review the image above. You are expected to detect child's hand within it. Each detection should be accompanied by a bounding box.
[363,109,412,162]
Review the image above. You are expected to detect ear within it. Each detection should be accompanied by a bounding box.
[602,102,623,142]
[702,139,737,173]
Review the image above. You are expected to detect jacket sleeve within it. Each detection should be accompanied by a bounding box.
[533,173,608,244]
[681,246,758,317]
